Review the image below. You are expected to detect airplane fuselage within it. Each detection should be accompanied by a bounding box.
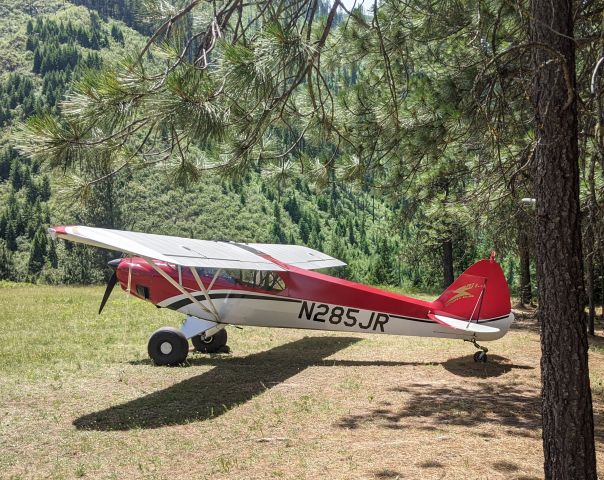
[116,258,513,342]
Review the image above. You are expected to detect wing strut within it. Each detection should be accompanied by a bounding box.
[143,257,219,322]
[190,266,221,321]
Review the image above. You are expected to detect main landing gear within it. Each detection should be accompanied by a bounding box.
[148,327,189,366]
[466,337,489,363]
[147,326,229,366]
[191,329,229,354]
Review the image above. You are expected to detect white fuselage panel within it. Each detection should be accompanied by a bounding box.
[158,290,513,341]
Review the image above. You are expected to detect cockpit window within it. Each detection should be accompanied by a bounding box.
[195,268,286,292]
[229,270,286,292]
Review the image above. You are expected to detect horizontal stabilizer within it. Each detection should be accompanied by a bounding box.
[428,314,500,334]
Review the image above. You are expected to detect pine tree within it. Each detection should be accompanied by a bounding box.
[25,36,35,51]
[110,24,124,44]
[28,227,47,274]
[299,217,310,243]
[39,175,51,201]
[26,181,39,204]
[347,219,355,245]
[328,232,349,279]
[531,0,597,475]
[32,48,42,74]
[271,203,286,243]
[9,162,22,190]
[47,237,58,268]
[284,195,301,223]
[372,238,396,285]
[0,149,11,180]
[0,241,14,280]
[4,222,17,251]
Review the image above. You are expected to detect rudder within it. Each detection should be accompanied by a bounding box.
[435,256,511,321]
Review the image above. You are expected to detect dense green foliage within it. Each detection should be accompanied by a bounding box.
[68,0,152,34]
[14,0,600,301]
[0,1,420,290]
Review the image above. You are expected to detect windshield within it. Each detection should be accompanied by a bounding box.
[195,268,286,292]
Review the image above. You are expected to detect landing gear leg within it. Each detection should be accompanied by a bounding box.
[180,316,230,354]
[466,338,488,363]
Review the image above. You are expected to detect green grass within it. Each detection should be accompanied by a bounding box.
[1,285,603,480]
[0,285,181,377]
[0,283,438,379]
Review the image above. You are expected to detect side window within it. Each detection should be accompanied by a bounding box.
[224,270,285,292]
[263,272,286,292]
[195,267,211,277]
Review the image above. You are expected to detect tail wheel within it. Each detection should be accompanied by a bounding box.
[192,328,228,353]
[473,351,488,363]
[148,327,189,366]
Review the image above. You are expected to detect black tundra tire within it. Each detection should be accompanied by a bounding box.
[191,328,228,354]
[147,327,189,366]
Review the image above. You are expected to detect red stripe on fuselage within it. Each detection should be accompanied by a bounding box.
[115,257,436,321]
[283,265,433,319]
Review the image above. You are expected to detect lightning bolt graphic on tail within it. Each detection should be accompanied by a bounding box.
[445,283,481,307]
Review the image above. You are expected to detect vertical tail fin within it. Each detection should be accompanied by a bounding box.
[435,256,511,320]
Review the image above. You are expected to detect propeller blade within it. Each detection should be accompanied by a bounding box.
[99,271,118,314]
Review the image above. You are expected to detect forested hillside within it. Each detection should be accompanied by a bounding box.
[0,0,427,289]
[0,1,142,283]
[0,0,555,301]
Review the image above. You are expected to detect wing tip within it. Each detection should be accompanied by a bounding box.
[48,225,68,239]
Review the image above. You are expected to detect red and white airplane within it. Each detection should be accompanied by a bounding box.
[49,225,514,366]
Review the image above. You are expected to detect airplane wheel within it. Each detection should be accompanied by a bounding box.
[473,351,487,363]
[148,327,189,366]
[191,329,228,354]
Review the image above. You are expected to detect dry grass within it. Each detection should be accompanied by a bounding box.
[1,286,604,479]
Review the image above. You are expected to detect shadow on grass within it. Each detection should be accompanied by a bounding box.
[510,318,541,334]
[588,333,604,350]
[336,381,542,435]
[74,336,361,431]
[130,353,530,377]
[128,357,416,368]
[74,342,534,432]
[374,470,403,478]
[442,354,534,378]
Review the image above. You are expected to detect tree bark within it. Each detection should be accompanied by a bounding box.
[442,237,454,288]
[530,0,597,477]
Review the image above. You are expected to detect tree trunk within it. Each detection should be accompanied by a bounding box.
[530,0,597,477]
[442,237,454,288]
[518,228,532,306]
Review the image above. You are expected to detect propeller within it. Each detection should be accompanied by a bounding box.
[99,259,121,314]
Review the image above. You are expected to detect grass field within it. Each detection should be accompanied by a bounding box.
[1,285,604,479]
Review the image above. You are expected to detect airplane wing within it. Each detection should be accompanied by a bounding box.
[428,314,500,334]
[49,225,285,271]
[48,226,346,271]
[245,243,346,270]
